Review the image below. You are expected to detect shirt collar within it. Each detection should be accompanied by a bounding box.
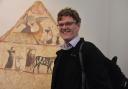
[69,36,80,47]
[60,36,80,50]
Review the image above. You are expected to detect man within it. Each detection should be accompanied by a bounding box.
[51,8,113,89]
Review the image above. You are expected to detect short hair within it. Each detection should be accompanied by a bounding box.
[57,7,81,24]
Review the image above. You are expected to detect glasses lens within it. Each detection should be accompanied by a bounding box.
[58,21,76,27]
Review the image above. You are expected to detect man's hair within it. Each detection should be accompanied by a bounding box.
[57,7,81,24]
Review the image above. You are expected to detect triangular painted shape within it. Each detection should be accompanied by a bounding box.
[0,1,63,45]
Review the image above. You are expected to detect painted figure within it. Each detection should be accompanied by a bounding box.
[25,49,36,71]
[5,47,15,68]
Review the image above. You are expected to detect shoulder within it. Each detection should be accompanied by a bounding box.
[82,40,98,51]
[84,41,95,47]
[79,38,96,47]
[81,39,106,58]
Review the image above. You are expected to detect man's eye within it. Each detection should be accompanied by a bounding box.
[59,24,64,26]
[65,22,73,25]
[58,21,75,27]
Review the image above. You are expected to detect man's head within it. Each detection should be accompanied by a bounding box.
[57,8,81,43]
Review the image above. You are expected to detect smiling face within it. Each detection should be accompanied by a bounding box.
[58,16,80,43]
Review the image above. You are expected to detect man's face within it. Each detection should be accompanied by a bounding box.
[58,16,80,43]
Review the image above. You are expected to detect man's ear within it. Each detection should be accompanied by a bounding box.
[77,23,81,27]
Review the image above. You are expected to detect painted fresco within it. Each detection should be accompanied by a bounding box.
[0,1,63,89]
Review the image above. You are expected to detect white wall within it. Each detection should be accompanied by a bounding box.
[0,0,127,76]
[108,0,128,77]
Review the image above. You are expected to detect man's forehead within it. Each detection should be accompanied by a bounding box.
[60,16,73,19]
[58,16,74,23]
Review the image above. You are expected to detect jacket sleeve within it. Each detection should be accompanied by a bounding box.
[82,42,113,89]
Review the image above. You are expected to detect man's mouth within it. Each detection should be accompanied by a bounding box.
[61,29,71,33]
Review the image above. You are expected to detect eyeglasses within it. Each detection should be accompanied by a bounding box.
[57,21,76,27]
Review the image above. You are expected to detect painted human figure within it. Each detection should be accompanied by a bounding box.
[21,21,31,33]
[5,47,15,68]
[25,49,36,71]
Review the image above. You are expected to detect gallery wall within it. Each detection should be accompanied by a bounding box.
[0,0,127,76]
[108,0,128,77]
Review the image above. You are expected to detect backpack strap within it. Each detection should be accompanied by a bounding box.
[79,42,89,89]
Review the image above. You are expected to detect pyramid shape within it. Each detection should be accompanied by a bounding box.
[0,1,63,72]
[0,1,62,45]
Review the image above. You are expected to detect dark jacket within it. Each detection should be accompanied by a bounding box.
[51,38,113,89]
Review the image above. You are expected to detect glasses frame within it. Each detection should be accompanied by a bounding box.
[57,21,76,28]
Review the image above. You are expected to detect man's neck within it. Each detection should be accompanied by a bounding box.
[64,36,78,44]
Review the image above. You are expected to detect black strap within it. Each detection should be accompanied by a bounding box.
[79,42,89,89]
